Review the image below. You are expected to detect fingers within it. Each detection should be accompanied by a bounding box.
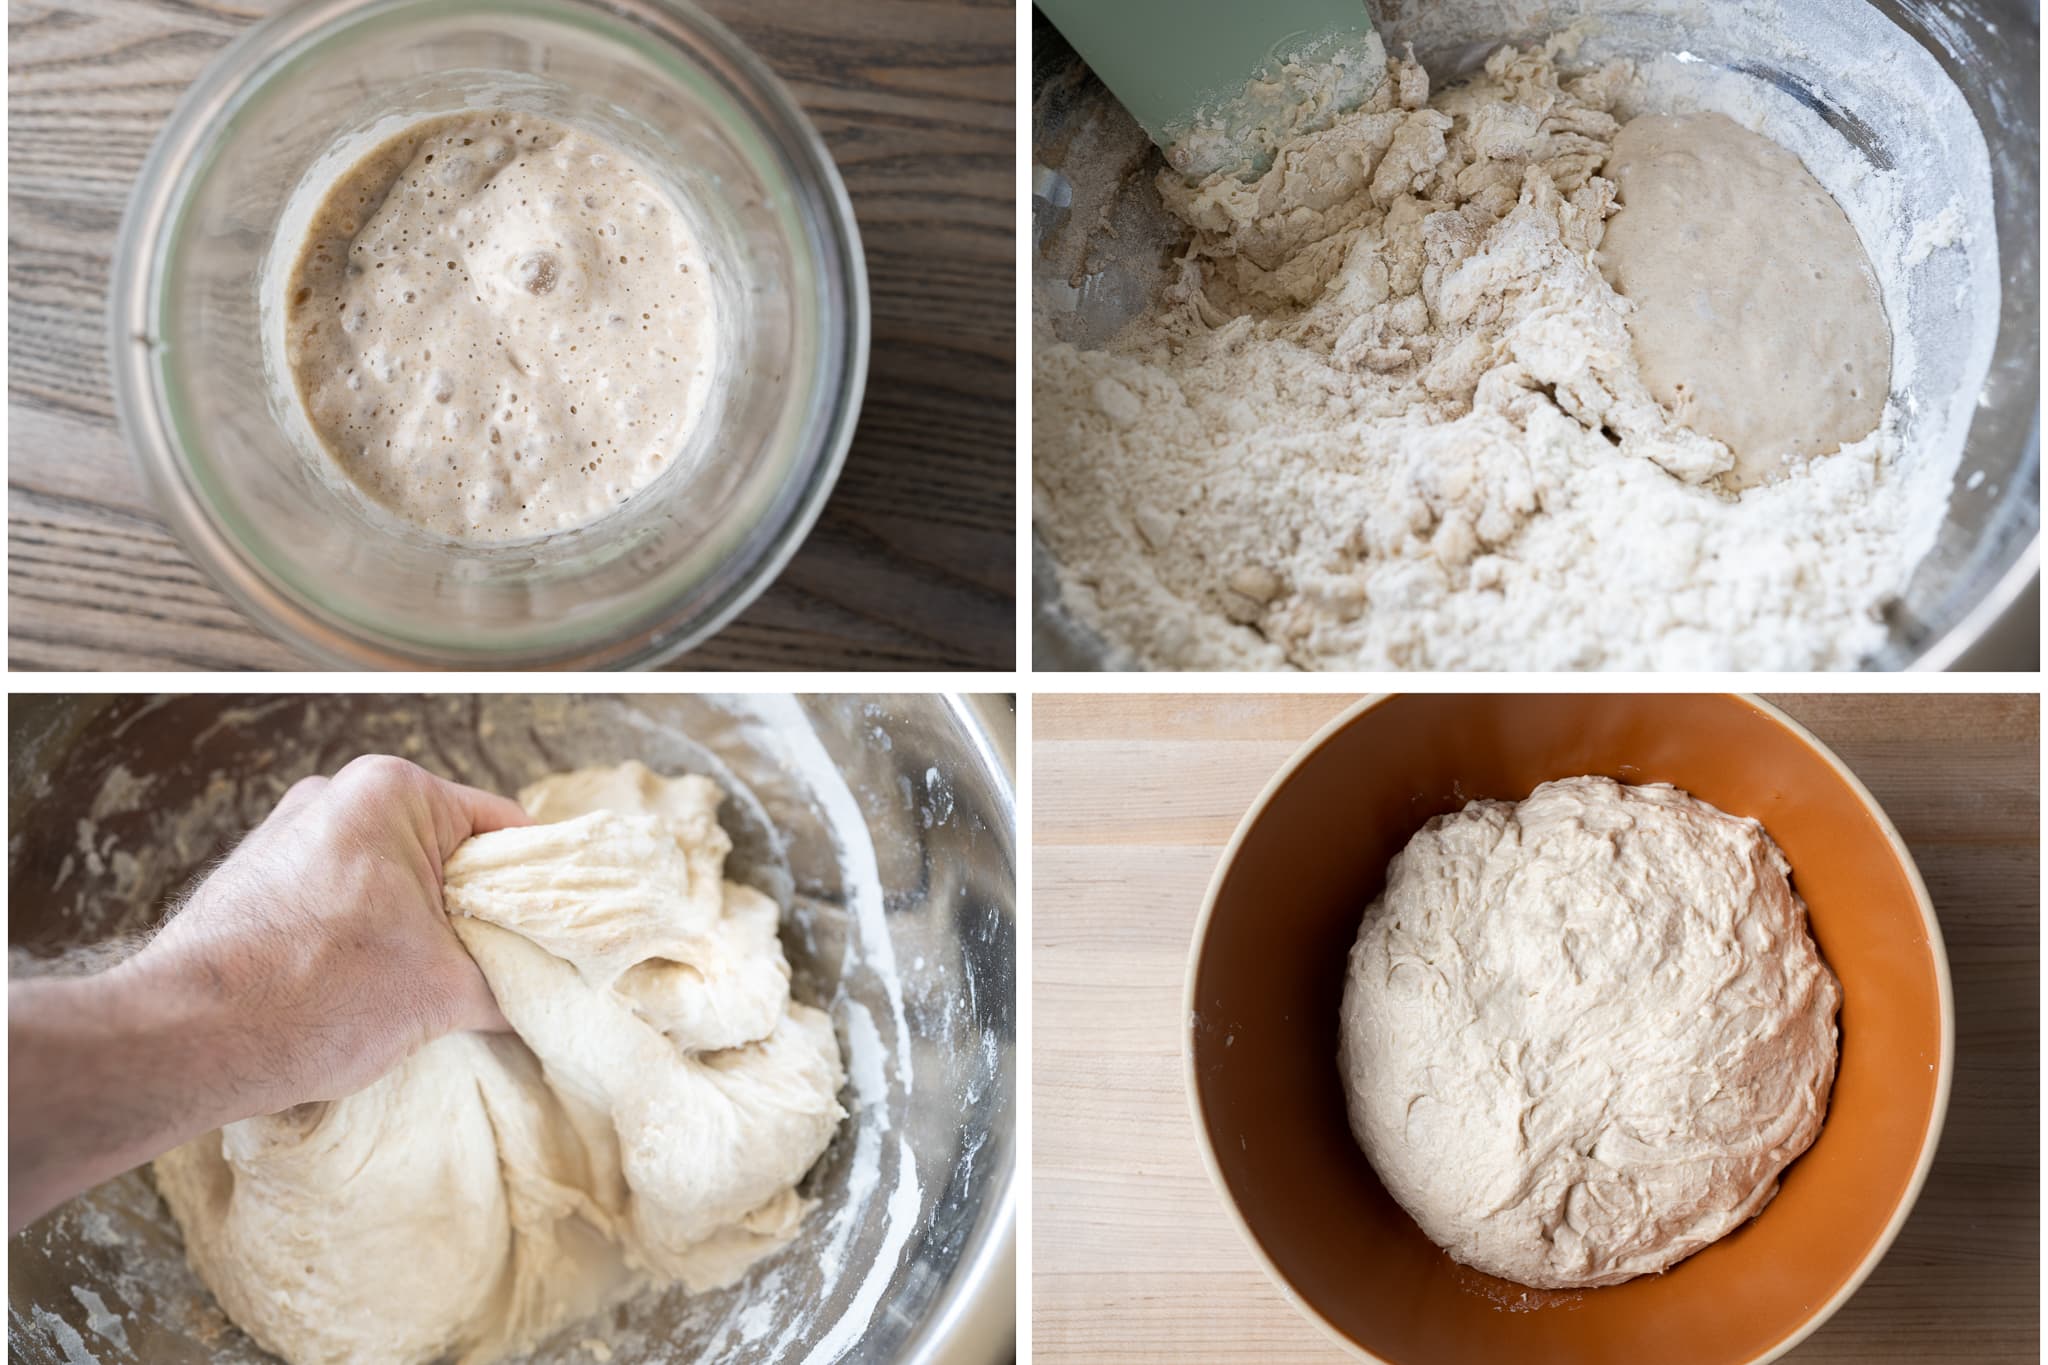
[431,777,532,849]
[322,755,529,859]
[445,957,513,1035]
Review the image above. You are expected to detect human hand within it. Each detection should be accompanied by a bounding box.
[10,756,529,1230]
[135,755,532,1112]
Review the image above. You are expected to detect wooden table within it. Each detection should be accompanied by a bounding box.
[1034,693,2040,1363]
[8,0,1014,671]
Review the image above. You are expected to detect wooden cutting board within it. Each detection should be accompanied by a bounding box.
[1032,692,2039,1363]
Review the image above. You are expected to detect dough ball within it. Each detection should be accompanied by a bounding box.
[1337,776,1839,1288]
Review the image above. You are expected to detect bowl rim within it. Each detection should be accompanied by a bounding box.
[1180,691,1957,1365]
[892,693,1019,1365]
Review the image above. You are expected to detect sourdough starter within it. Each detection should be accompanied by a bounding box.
[284,113,718,542]
[1599,112,1890,490]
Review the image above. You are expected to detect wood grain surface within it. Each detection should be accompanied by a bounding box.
[1033,692,2040,1363]
[8,0,1015,671]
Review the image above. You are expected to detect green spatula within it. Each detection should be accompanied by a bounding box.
[1037,0,1384,178]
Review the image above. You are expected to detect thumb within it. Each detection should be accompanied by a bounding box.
[444,952,512,1035]
[426,776,534,861]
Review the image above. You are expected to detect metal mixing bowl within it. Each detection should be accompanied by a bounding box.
[1032,0,2039,671]
[7,694,1014,1364]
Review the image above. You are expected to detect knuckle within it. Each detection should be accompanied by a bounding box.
[336,754,423,791]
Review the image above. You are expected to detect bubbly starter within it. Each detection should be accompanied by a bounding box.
[283,113,718,542]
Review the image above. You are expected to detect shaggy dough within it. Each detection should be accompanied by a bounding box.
[1598,112,1889,490]
[1338,777,1839,1288]
[1036,46,1920,671]
[155,761,844,1365]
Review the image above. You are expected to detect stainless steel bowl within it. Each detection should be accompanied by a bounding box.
[7,694,1014,1364]
[1032,0,2039,671]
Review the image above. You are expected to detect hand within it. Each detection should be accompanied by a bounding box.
[8,756,530,1231]
[143,755,529,1107]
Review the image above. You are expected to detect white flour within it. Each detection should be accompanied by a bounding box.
[1035,20,1993,671]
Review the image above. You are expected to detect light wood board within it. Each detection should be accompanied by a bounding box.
[1033,693,2040,1363]
[8,0,1015,670]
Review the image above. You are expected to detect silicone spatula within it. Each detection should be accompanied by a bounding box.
[1037,0,1382,177]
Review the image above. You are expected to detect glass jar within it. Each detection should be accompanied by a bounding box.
[111,0,868,668]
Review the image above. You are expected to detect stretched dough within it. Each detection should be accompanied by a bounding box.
[155,762,845,1365]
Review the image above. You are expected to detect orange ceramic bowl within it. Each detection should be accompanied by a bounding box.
[1184,694,1952,1365]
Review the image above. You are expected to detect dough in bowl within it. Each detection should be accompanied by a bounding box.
[1337,777,1839,1288]
[155,761,845,1364]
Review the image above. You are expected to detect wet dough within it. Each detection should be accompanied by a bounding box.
[1598,111,1890,490]
[1339,778,1840,1288]
[285,114,719,541]
[155,762,844,1365]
